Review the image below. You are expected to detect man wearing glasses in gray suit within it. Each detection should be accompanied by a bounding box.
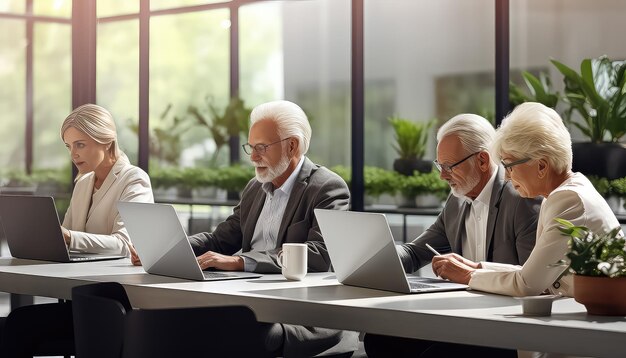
[365,113,542,357]
[186,100,358,358]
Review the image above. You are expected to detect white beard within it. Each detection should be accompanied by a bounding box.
[254,155,291,183]
[450,171,481,198]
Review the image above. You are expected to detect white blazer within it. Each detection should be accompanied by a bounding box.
[62,155,153,256]
[469,173,622,297]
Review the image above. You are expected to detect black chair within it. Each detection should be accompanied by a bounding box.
[0,301,75,357]
[72,282,269,358]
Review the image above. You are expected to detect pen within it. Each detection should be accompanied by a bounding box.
[425,243,441,256]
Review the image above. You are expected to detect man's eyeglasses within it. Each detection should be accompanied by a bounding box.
[501,158,531,173]
[433,152,479,174]
[242,138,290,155]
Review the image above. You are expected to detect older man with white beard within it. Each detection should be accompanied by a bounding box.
[363,113,542,357]
[187,100,358,357]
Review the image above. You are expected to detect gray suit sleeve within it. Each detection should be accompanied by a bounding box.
[188,181,257,256]
[400,211,452,273]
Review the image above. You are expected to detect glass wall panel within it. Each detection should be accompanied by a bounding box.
[362,0,494,206]
[281,0,351,168]
[364,0,495,168]
[240,2,283,106]
[150,9,230,169]
[97,0,139,18]
[0,19,26,177]
[151,0,230,12]
[97,20,139,163]
[510,0,626,142]
[32,22,71,191]
[33,0,72,18]
[0,0,24,13]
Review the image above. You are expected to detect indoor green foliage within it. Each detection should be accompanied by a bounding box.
[188,96,252,166]
[128,104,194,166]
[551,56,626,143]
[328,165,449,200]
[212,165,255,193]
[509,71,559,108]
[364,166,401,198]
[555,218,625,277]
[388,116,435,160]
[398,169,449,200]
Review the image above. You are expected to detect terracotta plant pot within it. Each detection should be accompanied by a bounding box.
[574,275,626,315]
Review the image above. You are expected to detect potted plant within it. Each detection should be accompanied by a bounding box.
[188,96,252,167]
[610,177,626,214]
[388,116,436,176]
[509,71,559,109]
[364,166,401,205]
[397,170,449,208]
[555,218,626,315]
[551,56,626,180]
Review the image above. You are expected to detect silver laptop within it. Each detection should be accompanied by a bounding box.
[0,195,126,262]
[315,209,468,294]
[117,201,261,282]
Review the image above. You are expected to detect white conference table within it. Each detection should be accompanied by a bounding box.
[0,257,625,357]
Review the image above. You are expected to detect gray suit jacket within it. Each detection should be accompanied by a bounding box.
[400,166,542,273]
[189,157,350,273]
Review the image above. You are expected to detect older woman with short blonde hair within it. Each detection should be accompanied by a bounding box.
[431,102,622,298]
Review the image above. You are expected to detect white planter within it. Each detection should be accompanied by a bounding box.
[153,187,178,201]
[415,194,443,208]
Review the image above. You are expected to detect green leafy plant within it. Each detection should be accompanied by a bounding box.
[509,71,559,108]
[128,104,194,166]
[181,167,217,190]
[388,116,435,160]
[551,56,626,143]
[364,166,401,198]
[188,96,252,166]
[555,218,625,278]
[398,170,450,200]
[212,165,255,193]
[150,166,183,190]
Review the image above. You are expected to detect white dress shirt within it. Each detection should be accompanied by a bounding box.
[242,156,305,271]
[462,169,497,262]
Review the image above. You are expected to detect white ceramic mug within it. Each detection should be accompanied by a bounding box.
[277,243,308,281]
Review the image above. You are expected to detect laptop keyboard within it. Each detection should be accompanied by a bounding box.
[408,281,438,290]
[203,272,234,279]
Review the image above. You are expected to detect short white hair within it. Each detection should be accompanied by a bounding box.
[249,100,312,156]
[437,113,496,166]
[493,102,572,174]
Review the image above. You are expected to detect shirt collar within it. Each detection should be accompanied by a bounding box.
[471,168,498,206]
[262,156,305,196]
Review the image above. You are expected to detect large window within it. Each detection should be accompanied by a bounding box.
[364,0,495,169]
[97,19,140,163]
[0,19,26,173]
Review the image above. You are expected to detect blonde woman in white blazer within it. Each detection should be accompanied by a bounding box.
[1,104,154,357]
[431,102,622,300]
[61,104,153,257]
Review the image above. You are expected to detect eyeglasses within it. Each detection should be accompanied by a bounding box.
[501,158,531,173]
[242,138,290,155]
[433,152,479,173]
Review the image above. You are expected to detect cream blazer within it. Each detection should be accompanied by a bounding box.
[62,156,153,256]
[469,173,622,297]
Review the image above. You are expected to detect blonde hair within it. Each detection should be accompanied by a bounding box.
[60,104,122,159]
[492,102,572,174]
[250,100,312,156]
